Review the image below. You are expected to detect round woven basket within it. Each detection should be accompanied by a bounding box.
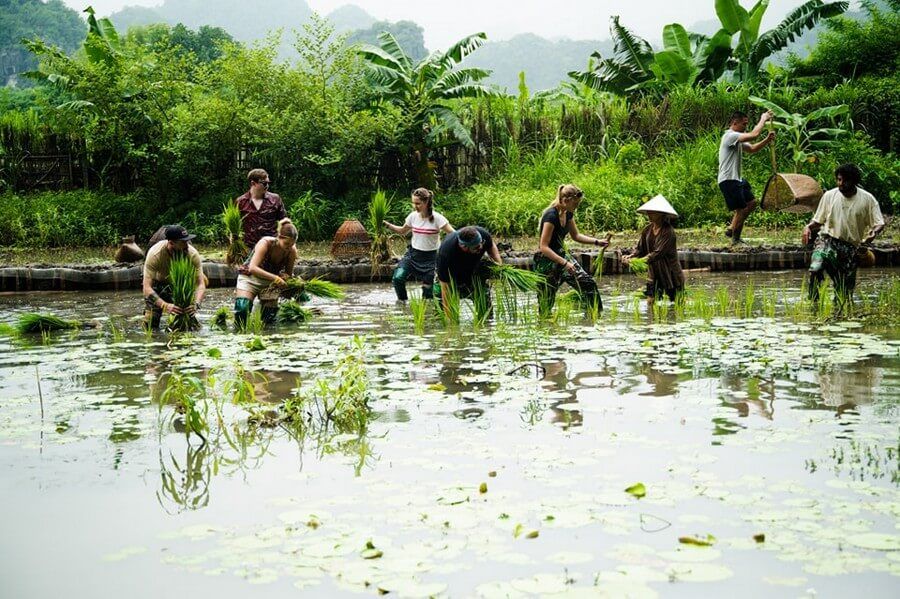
[762,173,823,213]
[331,219,371,259]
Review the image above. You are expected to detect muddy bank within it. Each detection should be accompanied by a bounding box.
[1,246,898,292]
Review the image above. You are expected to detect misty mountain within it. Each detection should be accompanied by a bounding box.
[327,4,376,33]
[466,34,614,92]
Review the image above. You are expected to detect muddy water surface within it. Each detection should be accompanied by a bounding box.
[1,271,899,598]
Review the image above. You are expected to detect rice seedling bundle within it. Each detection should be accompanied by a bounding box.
[408,296,428,333]
[628,257,649,276]
[212,306,231,330]
[488,263,546,292]
[282,277,345,301]
[368,190,393,274]
[169,255,201,332]
[222,202,248,266]
[278,300,314,323]
[16,312,81,335]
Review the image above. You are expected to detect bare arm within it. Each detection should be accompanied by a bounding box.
[194,269,206,305]
[487,241,502,265]
[569,219,609,247]
[746,131,775,154]
[441,222,455,234]
[862,224,885,245]
[143,266,181,315]
[383,221,411,235]
[737,110,773,142]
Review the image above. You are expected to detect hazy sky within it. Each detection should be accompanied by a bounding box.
[65,0,859,49]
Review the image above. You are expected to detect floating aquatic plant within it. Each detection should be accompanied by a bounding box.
[168,255,201,332]
[277,300,314,323]
[159,370,208,443]
[223,202,248,266]
[16,312,81,335]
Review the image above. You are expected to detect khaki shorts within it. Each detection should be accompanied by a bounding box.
[236,273,272,295]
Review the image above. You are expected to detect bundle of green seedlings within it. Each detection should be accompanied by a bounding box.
[281,276,345,301]
[277,300,315,323]
[16,312,81,335]
[487,263,546,292]
[222,202,248,266]
[211,306,231,330]
[628,256,649,275]
[368,190,393,275]
[168,255,201,332]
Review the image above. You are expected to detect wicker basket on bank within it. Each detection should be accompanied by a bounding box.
[331,220,371,259]
[762,173,823,213]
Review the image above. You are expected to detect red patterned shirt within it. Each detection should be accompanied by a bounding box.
[235,191,287,247]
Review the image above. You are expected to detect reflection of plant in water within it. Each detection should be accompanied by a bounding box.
[157,442,211,514]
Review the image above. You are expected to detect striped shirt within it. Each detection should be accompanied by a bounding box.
[405,210,449,251]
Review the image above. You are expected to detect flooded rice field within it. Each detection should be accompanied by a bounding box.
[1,270,899,598]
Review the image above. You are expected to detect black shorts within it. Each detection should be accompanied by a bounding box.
[719,179,754,211]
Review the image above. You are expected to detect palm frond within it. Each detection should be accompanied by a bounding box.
[432,68,492,94]
[610,16,654,77]
[427,106,474,147]
[439,33,488,68]
[749,0,848,65]
[376,31,413,70]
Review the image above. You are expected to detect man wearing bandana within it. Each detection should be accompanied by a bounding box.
[433,226,502,318]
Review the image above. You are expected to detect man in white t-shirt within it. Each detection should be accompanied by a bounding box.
[802,163,885,306]
[717,110,775,245]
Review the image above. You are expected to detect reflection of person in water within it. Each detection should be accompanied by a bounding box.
[816,366,881,411]
[542,360,583,429]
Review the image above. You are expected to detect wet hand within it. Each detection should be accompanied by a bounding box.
[762,109,774,122]
[272,276,286,287]
[163,302,182,315]
[563,261,577,274]
[237,264,250,275]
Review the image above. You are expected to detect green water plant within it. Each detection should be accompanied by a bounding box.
[168,255,200,332]
[160,370,209,443]
[368,189,393,275]
[16,312,81,335]
[408,294,428,333]
[211,306,231,330]
[222,202,247,266]
[278,300,314,323]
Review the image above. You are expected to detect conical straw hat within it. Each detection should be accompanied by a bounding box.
[637,194,678,216]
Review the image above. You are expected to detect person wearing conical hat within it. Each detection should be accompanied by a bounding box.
[535,184,610,316]
[624,195,684,302]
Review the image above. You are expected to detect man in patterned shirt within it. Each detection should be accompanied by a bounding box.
[235,169,287,248]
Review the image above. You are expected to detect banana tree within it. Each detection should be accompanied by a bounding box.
[715,0,848,83]
[749,96,850,171]
[356,32,499,188]
[569,17,732,96]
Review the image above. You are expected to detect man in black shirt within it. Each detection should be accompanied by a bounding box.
[434,226,502,318]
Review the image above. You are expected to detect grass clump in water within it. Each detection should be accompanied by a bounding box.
[282,277,345,301]
[278,300,314,323]
[16,312,81,335]
[160,370,209,444]
[409,294,428,333]
[211,306,231,330]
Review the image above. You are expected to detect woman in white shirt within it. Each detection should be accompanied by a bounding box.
[383,188,455,300]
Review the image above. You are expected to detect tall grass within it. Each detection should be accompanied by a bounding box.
[368,190,392,274]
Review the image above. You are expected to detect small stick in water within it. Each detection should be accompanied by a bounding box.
[35,365,44,420]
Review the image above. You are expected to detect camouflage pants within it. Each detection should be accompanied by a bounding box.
[808,234,858,304]
[534,253,601,315]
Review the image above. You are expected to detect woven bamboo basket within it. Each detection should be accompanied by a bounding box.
[762,173,823,213]
[331,219,371,259]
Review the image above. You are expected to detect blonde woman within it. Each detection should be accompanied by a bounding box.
[535,184,608,315]
[234,218,298,326]
[383,187,454,300]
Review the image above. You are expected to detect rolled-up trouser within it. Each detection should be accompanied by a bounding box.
[808,234,858,304]
[144,281,173,330]
[534,253,601,315]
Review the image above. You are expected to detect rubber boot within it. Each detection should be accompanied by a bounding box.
[392,267,409,301]
[234,297,251,329]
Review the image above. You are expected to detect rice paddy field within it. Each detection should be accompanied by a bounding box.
[1,269,899,598]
